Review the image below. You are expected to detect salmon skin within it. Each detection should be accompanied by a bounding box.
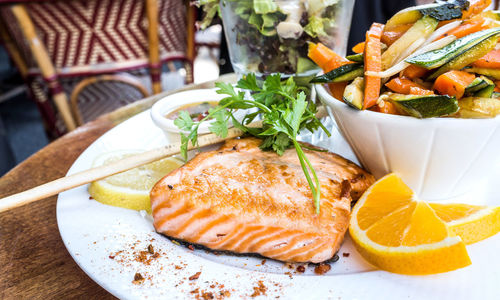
[151,138,374,263]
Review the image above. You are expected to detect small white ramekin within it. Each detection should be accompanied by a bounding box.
[151,88,249,144]
[315,83,500,203]
[151,89,228,143]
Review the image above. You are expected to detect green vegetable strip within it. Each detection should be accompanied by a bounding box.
[292,140,321,214]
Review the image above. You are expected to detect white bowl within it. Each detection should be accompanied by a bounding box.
[316,84,500,202]
[151,89,232,143]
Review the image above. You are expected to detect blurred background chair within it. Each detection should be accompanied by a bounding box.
[0,0,195,137]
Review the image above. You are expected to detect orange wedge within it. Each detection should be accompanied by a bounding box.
[430,203,500,245]
[349,173,471,275]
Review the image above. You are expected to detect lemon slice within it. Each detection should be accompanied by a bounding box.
[88,150,183,213]
[349,173,471,275]
[429,203,500,244]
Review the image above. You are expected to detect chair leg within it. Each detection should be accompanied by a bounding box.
[0,21,28,77]
[10,4,76,131]
[146,0,162,94]
[28,80,62,138]
[185,1,196,84]
[1,20,61,137]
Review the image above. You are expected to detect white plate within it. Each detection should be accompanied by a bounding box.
[57,110,500,300]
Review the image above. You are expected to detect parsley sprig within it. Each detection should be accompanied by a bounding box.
[174,73,330,213]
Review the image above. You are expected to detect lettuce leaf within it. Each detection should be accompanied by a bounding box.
[248,12,279,36]
[307,0,340,16]
[197,0,220,29]
[252,0,278,14]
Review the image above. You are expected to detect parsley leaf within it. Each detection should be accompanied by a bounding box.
[174,73,331,213]
[208,109,229,138]
[237,73,260,91]
[174,111,194,131]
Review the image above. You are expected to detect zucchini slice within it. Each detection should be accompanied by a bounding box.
[346,53,364,63]
[385,1,468,30]
[492,10,500,20]
[481,10,500,21]
[310,63,364,83]
[465,76,493,95]
[464,67,500,80]
[474,85,495,98]
[406,27,500,70]
[343,77,364,110]
[382,15,438,70]
[465,76,493,94]
[388,93,459,118]
[458,97,500,118]
[429,34,500,79]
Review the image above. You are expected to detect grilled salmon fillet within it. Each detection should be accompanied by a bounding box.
[151,138,374,263]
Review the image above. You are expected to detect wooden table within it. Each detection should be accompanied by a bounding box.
[0,75,236,299]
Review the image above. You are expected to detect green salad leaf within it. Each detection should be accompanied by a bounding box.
[252,0,278,14]
[197,0,220,29]
[304,15,328,38]
[175,73,331,213]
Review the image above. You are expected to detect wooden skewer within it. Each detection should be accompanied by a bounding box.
[0,127,246,213]
[0,107,328,213]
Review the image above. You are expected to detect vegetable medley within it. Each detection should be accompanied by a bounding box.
[309,0,500,118]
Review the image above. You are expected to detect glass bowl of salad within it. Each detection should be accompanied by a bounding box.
[313,1,500,203]
[213,0,355,78]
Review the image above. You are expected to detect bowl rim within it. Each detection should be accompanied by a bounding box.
[315,83,500,123]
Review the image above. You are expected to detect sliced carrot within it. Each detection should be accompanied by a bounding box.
[445,20,486,38]
[363,23,384,109]
[308,43,353,101]
[328,82,349,101]
[308,43,350,72]
[495,81,500,93]
[308,43,337,71]
[372,100,400,115]
[462,0,491,20]
[433,70,476,99]
[409,86,435,96]
[472,49,500,69]
[441,16,492,40]
[323,58,355,73]
[401,65,429,79]
[352,42,365,54]
[381,24,413,46]
[386,77,434,95]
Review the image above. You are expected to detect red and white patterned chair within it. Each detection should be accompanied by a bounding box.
[0,0,195,136]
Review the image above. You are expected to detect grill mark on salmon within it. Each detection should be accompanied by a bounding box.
[229,226,267,250]
[288,240,328,262]
[247,229,289,253]
[194,215,233,241]
[256,231,305,254]
[171,209,210,237]
[154,204,189,231]
[151,137,374,263]
[210,223,245,248]
[261,234,317,261]
[236,227,281,253]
